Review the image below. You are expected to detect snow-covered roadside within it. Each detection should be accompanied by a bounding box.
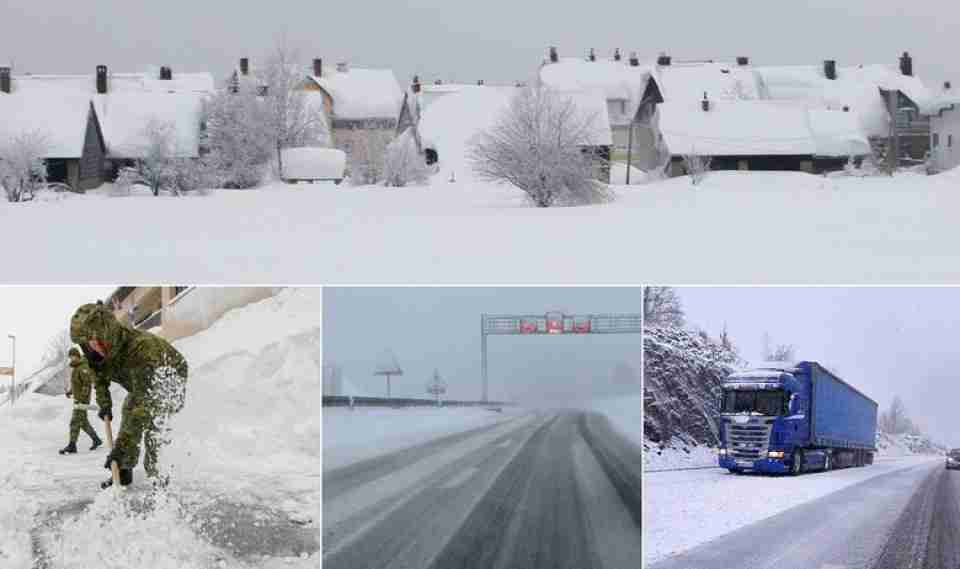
[587,394,642,447]
[643,440,719,471]
[643,455,937,564]
[5,168,960,283]
[0,288,321,569]
[322,406,523,472]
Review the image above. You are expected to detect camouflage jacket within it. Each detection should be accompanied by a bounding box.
[69,358,96,405]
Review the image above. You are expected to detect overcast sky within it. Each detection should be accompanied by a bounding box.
[678,287,960,447]
[0,287,113,391]
[1,1,955,85]
[323,287,642,406]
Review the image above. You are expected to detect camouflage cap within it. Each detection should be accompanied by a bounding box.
[70,301,123,347]
[68,347,81,358]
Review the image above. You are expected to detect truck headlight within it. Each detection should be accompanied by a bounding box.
[718,448,727,455]
[768,451,785,459]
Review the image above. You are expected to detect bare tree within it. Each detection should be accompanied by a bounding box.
[202,88,272,188]
[682,150,712,186]
[880,396,911,434]
[467,85,611,207]
[259,39,328,175]
[760,334,795,362]
[0,131,49,202]
[117,119,211,196]
[383,129,428,187]
[643,286,685,328]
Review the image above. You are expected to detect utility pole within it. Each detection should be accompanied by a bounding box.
[625,122,635,185]
[886,89,899,175]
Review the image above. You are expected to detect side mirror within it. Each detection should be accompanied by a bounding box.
[788,393,799,415]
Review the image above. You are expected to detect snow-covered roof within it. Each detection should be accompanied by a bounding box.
[920,84,960,116]
[0,91,93,158]
[308,68,403,120]
[8,69,215,96]
[653,62,765,102]
[658,99,869,157]
[539,58,653,124]
[92,92,203,158]
[554,89,613,146]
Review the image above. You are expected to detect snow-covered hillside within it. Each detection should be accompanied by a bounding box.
[0,287,321,569]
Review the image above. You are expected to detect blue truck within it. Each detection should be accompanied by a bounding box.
[718,361,878,475]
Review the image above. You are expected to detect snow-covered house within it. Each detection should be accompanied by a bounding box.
[301,59,404,157]
[921,81,960,171]
[0,64,209,188]
[0,89,107,190]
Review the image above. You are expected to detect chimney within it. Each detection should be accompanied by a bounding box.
[588,48,596,62]
[159,66,172,80]
[736,56,749,66]
[549,46,558,64]
[701,92,710,112]
[0,66,10,94]
[899,51,913,77]
[843,105,850,112]
[477,79,484,86]
[313,58,322,77]
[823,60,836,80]
[629,51,639,67]
[946,81,952,90]
[336,61,349,73]
[412,75,421,93]
[614,48,621,62]
[96,65,108,94]
[434,79,442,85]
[657,53,672,66]
[239,57,249,76]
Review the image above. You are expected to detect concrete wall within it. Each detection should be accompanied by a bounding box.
[931,108,960,171]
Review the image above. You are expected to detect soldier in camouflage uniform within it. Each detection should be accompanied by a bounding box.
[70,301,189,489]
[58,347,103,455]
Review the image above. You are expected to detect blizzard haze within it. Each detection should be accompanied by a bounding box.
[323,287,642,405]
[1,0,956,84]
[677,287,960,448]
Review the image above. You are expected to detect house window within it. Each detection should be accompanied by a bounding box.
[950,134,954,148]
[932,133,939,148]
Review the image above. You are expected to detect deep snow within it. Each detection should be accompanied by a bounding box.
[0,287,321,569]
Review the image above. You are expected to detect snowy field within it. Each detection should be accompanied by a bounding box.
[643,455,938,564]
[323,406,524,471]
[5,167,960,283]
[0,288,321,569]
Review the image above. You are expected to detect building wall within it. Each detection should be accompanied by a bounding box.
[931,108,960,171]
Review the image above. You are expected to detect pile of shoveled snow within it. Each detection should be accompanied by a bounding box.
[0,287,320,569]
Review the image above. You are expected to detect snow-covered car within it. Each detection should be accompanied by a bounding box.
[280,147,346,185]
[946,449,960,470]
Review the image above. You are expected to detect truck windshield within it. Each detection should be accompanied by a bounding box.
[722,389,787,415]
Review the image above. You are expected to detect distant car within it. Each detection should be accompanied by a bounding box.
[280,147,346,185]
[946,449,960,470]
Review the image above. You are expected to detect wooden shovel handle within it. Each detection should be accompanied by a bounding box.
[104,417,120,489]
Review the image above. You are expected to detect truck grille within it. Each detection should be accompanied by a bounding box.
[724,419,773,460]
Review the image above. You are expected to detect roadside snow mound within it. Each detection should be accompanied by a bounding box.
[877,431,944,457]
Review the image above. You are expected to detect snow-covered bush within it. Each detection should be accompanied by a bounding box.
[345,128,391,186]
[682,153,712,186]
[116,120,213,196]
[383,129,428,187]
[0,131,49,202]
[202,89,272,189]
[467,85,610,207]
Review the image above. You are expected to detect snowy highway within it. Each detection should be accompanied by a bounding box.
[647,457,952,569]
[322,410,642,569]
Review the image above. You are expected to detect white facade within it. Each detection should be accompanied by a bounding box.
[930,107,960,171]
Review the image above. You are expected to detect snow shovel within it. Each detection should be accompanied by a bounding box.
[104,416,120,491]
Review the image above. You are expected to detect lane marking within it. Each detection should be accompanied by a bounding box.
[440,467,480,490]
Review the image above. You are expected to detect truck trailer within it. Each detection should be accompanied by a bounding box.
[718,361,878,475]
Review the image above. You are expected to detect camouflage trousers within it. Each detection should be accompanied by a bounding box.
[69,408,99,444]
[114,359,188,477]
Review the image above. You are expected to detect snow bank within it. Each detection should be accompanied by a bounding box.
[280,147,346,181]
[643,439,719,471]
[323,406,521,471]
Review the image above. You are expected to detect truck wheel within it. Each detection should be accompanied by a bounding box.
[791,450,804,475]
[727,468,742,475]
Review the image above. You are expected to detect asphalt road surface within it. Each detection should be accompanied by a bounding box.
[652,460,960,569]
[322,410,642,569]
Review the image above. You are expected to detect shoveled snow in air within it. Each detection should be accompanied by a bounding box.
[0,287,320,569]
[323,405,522,471]
[643,454,937,565]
